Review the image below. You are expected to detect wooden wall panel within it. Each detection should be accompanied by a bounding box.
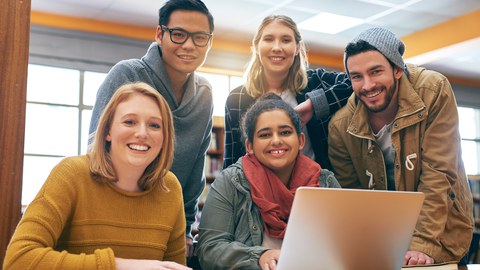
[0,0,31,265]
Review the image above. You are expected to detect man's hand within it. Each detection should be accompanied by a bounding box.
[403,250,434,266]
[295,99,314,126]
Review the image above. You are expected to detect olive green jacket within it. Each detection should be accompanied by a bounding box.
[197,158,340,270]
[328,64,474,263]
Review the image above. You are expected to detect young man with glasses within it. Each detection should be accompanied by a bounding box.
[88,0,214,258]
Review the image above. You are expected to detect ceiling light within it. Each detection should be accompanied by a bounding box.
[298,12,364,34]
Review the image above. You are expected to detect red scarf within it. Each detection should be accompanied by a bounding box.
[242,153,321,239]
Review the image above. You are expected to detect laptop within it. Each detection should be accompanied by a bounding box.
[276,187,425,270]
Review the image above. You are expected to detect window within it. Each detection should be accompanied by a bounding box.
[22,64,106,206]
[197,71,243,116]
[22,65,241,206]
[458,106,480,175]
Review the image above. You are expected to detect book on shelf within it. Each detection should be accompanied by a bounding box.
[204,155,221,179]
[469,175,480,232]
[208,132,217,151]
[401,263,457,270]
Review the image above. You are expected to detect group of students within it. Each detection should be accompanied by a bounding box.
[3,0,474,269]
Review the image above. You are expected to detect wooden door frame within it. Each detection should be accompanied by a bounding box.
[0,0,31,265]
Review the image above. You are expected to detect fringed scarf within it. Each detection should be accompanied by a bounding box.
[242,153,321,239]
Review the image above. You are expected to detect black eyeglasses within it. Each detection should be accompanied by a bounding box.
[161,26,212,47]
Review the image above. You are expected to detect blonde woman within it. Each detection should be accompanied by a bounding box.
[4,83,191,270]
[223,15,352,170]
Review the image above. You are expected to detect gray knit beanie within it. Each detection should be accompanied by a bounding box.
[345,27,405,69]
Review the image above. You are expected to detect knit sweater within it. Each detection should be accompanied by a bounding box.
[88,42,213,236]
[3,156,186,270]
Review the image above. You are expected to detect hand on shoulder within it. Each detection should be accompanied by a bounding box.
[295,99,313,126]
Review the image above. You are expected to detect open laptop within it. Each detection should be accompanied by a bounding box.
[276,187,425,270]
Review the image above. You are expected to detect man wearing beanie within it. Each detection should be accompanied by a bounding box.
[328,27,473,266]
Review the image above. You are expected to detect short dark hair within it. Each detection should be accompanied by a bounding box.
[241,93,302,144]
[345,40,396,71]
[158,0,214,33]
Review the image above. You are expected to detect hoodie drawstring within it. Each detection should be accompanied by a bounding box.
[366,170,375,190]
[405,153,417,171]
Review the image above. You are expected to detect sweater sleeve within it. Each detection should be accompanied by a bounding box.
[3,159,116,270]
[197,170,267,270]
[305,68,352,120]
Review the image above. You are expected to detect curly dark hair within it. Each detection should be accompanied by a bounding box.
[241,93,302,144]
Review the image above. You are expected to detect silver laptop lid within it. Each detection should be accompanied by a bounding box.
[277,187,425,270]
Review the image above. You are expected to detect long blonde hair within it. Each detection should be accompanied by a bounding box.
[244,15,308,98]
[88,82,175,191]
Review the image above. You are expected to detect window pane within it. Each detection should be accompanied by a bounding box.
[462,140,480,175]
[81,110,92,154]
[198,72,229,116]
[458,106,480,175]
[229,75,244,91]
[22,156,63,205]
[84,71,107,106]
[458,107,477,139]
[27,64,80,105]
[24,103,79,156]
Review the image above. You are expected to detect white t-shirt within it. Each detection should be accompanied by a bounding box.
[373,122,396,190]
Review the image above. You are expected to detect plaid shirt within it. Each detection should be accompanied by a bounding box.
[223,68,352,170]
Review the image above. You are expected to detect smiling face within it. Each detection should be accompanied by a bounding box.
[155,9,212,82]
[257,20,299,79]
[106,93,164,174]
[347,50,403,113]
[246,109,305,180]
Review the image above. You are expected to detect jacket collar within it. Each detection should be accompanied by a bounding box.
[229,159,252,194]
[346,64,427,137]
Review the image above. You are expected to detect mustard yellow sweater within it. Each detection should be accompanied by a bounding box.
[3,156,186,269]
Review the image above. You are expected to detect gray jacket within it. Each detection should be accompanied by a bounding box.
[197,158,340,270]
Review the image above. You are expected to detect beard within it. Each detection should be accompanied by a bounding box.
[360,76,398,113]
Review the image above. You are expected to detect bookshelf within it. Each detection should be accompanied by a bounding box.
[193,116,225,236]
[205,116,225,184]
[469,175,480,230]
[469,175,480,264]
